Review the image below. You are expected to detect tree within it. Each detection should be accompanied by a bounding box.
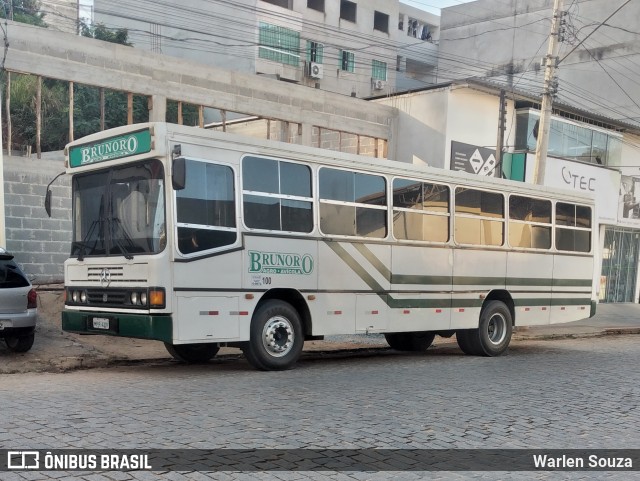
[80,21,131,46]
[0,0,47,27]
[8,74,68,152]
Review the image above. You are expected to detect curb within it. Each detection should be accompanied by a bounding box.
[512,328,640,341]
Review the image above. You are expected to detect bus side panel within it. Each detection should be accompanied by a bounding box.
[506,251,553,326]
[316,241,391,335]
[175,295,240,342]
[242,236,318,292]
[389,244,452,332]
[311,294,358,335]
[451,249,507,329]
[551,254,594,324]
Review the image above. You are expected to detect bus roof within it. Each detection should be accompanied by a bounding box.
[65,122,595,205]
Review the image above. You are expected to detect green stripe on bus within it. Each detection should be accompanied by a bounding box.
[325,242,386,295]
[513,298,591,307]
[392,275,590,287]
[353,243,391,281]
[62,311,173,343]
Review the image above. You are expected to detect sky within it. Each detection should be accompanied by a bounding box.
[402,0,475,16]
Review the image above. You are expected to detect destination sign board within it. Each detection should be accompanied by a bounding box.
[69,129,152,167]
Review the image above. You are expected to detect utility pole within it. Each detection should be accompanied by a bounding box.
[533,0,564,185]
[496,89,506,172]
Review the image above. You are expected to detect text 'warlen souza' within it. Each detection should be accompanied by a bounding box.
[533,454,633,469]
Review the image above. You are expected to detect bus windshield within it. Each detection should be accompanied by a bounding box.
[71,159,166,258]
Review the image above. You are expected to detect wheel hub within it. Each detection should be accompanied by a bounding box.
[262,316,294,357]
[487,313,507,345]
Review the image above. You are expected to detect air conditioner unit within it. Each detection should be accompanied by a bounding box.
[308,62,324,79]
[372,79,386,90]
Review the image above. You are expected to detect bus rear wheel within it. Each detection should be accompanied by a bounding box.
[456,300,512,356]
[164,343,220,363]
[243,300,304,371]
[384,332,436,351]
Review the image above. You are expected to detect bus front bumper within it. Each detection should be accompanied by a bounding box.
[62,310,173,343]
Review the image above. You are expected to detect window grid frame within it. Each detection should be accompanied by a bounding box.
[372,59,387,81]
[242,157,314,233]
[258,22,301,67]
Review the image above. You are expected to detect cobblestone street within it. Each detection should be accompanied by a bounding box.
[1,335,638,480]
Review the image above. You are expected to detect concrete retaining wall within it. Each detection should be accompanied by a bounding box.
[3,154,70,284]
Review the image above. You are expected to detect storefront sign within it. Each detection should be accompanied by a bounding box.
[543,157,620,224]
[450,141,499,177]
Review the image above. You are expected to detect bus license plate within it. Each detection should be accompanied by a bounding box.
[92,317,111,330]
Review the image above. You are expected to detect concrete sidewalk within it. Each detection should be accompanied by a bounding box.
[512,302,640,339]
[0,291,638,374]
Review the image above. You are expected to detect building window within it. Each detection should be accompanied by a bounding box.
[258,22,300,67]
[261,0,291,9]
[340,0,357,22]
[307,41,324,63]
[307,0,324,12]
[372,60,387,81]
[515,109,622,166]
[374,11,389,33]
[340,50,355,72]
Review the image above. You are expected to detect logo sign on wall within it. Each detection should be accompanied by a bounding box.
[543,157,620,224]
[450,141,499,177]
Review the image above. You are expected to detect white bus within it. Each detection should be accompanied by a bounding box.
[54,122,596,370]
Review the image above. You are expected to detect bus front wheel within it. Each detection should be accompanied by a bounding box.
[243,300,304,371]
[164,343,220,363]
[456,301,512,356]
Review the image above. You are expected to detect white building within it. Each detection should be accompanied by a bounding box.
[377,79,640,304]
[44,0,439,98]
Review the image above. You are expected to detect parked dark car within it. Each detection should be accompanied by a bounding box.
[0,248,37,352]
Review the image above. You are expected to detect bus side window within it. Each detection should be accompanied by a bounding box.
[454,188,504,246]
[319,168,387,238]
[508,195,552,250]
[555,202,591,252]
[242,156,313,233]
[176,160,237,254]
[392,178,449,242]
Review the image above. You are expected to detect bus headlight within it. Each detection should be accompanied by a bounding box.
[72,290,79,303]
[80,290,87,303]
[131,292,139,305]
[140,292,148,306]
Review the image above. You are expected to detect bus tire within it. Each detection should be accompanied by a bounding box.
[385,332,435,351]
[456,330,480,355]
[164,343,220,363]
[460,301,512,356]
[243,300,304,371]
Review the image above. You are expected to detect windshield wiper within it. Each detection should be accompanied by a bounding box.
[108,217,135,260]
[75,219,101,261]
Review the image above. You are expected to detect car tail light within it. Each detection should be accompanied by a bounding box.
[27,289,38,309]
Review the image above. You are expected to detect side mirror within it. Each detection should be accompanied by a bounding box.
[172,157,186,190]
[45,189,52,217]
[44,171,65,218]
